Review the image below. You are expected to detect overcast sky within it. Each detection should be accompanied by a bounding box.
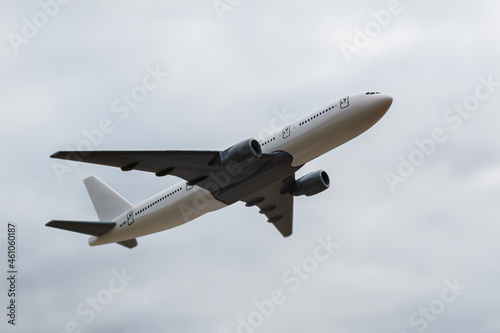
[1,1,500,332]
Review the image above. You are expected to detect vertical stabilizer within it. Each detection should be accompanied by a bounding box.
[83,176,133,221]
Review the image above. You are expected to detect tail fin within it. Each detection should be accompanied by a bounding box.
[46,176,138,249]
[84,176,133,221]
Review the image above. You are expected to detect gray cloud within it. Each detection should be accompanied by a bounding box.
[1,0,499,332]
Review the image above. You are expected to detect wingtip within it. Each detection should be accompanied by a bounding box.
[45,220,64,229]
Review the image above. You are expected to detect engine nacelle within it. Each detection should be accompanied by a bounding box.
[221,138,262,167]
[290,170,330,197]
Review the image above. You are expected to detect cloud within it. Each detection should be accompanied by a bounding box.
[0,1,499,332]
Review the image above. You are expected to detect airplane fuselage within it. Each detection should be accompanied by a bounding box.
[88,92,392,246]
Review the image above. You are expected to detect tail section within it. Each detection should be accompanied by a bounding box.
[46,220,115,236]
[84,176,133,221]
[46,176,138,249]
[46,220,137,248]
[117,238,138,248]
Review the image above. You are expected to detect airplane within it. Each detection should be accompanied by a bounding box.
[47,91,393,248]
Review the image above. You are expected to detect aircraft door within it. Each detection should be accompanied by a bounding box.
[127,211,134,225]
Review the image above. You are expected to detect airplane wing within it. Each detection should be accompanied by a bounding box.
[242,175,295,237]
[52,149,272,188]
[51,150,223,176]
[52,150,298,237]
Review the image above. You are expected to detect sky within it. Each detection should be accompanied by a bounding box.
[1,0,500,332]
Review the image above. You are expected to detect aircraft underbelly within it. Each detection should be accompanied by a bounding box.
[89,187,226,246]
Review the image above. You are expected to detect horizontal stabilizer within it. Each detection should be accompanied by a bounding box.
[46,220,115,236]
[117,238,138,249]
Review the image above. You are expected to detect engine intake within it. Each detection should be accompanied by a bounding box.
[290,170,330,197]
[221,138,262,167]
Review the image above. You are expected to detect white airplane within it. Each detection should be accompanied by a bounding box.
[47,92,392,248]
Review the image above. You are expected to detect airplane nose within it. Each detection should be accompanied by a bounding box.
[373,94,393,116]
[379,94,393,109]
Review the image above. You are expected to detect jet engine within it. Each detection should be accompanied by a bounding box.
[220,138,262,167]
[290,170,330,197]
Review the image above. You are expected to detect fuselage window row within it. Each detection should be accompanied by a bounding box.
[134,187,183,216]
[299,106,332,126]
[261,137,276,146]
